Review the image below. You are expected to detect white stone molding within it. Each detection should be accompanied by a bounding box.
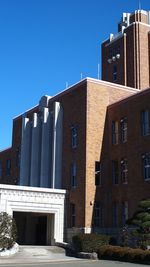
[0,184,66,243]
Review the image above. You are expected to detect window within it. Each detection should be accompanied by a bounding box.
[70,203,76,227]
[122,201,128,226]
[6,159,11,176]
[16,147,21,167]
[142,153,150,181]
[71,126,77,149]
[95,161,101,186]
[113,65,117,81]
[0,161,2,178]
[141,110,149,136]
[71,163,77,188]
[121,117,127,142]
[93,202,103,227]
[112,121,119,145]
[121,158,128,184]
[112,202,119,227]
[112,161,119,184]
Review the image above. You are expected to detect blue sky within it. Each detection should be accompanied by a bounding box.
[0,0,149,149]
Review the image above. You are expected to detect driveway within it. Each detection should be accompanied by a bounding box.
[0,246,148,267]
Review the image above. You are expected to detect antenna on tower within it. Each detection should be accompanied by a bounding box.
[66,81,68,88]
[138,0,141,10]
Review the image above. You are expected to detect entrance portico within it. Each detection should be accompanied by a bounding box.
[0,184,66,245]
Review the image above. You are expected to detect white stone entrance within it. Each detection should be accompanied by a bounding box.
[0,184,66,244]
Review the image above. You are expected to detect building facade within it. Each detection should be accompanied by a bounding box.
[0,9,150,244]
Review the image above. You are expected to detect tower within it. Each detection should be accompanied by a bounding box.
[102,10,150,89]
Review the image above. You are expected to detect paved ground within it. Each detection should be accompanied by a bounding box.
[0,246,149,267]
[0,246,78,264]
[0,259,149,267]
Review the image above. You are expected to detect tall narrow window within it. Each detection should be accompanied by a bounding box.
[122,201,128,226]
[112,202,119,227]
[142,153,150,181]
[71,126,77,149]
[121,158,128,184]
[113,65,117,81]
[141,110,149,136]
[112,160,119,184]
[93,202,103,227]
[121,117,127,142]
[112,121,118,145]
[6,159,11,176]
[71,163,77,188]
[16,147,21,167]
[0,161,2,178]
[95,161,101,186]
[70,203,76,227]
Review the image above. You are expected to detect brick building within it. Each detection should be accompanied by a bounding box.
[0,9,150,244]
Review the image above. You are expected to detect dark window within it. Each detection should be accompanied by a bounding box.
[95,161,101,186]
[93,202,103,227]
[122,202,128,226]
[16,147,21,167]
[121,117,127,142]
[0,161,2,178]
[142,153,150,181]
[112,202,119,227]
[113,65,117,81]
[71,126,77,149]
[141,110,149,136]
[70,203,76,227]
[121,159,128,184]
[112,161,119,184]
[6,159,11,176]
[71,163,77,188]
[112,121,118,144]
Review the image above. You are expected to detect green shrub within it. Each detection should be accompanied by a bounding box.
[0,212,17,250]
[98,245,150,264]
[72,233,110,253]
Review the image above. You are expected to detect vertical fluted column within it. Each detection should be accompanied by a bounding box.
[51,102,63,189]
[30,113,41,187]
[20,116,31,186]
[40,108,53,188]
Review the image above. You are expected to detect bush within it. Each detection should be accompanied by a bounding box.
[98,245,150,264]
[0,212,17,250]
[72,233,110,253]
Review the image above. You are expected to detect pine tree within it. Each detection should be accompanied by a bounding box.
[127,199,150,248]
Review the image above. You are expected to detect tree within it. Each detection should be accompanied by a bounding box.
[0,212,17,250]
[127,199,150,249]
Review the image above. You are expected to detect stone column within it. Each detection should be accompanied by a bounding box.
[51,102,63,189]
[20,116,31,186]
[30,113,41,187]
[40,108,53,188]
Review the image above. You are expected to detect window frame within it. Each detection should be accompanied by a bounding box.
[70,203,76,227]
[121,158,128,184]
[112,202,119,227]
[120,117,127,143]
[113,65,117,81]
[112,160,119,185]
[93,202,103,228]
[71,163,77,188]
[95,161,102,186]
[122,201,128,226]
[71,126,77,149]
[142,153,150,181]
[141,110,150,136]
[112,121,119,145]
[6,159,11,176]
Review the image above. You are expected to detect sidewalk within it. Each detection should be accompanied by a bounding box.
[0,246,80,264]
